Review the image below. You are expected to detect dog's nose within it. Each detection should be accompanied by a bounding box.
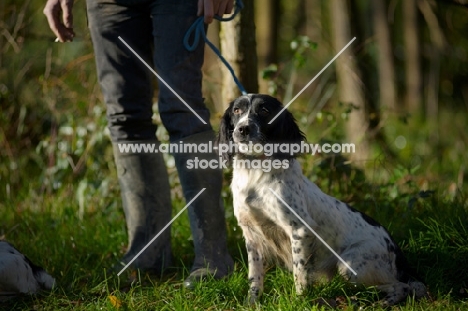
[238,125,250,136]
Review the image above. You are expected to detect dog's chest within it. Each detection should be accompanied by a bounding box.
[230,160,379,241]
[230,162,306,227]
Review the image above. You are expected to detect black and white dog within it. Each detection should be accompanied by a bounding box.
[217,94,427,306]
[0,241,55,299]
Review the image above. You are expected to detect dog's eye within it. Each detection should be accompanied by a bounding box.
[260,107,269,116]
[233,107,242,115]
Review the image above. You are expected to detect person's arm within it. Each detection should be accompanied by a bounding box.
[43,0,75,42]
[198,0,234,24]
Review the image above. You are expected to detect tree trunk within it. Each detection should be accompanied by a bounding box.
[403,0,422,113]
[418,0,444,122]
[305,0,322,43]
[220,0,259,105]
[373,0,396,113]
[256,0,279,94]
[330,0,370,165]
[418,0,445,152]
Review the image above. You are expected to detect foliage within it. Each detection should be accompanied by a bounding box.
[2,167,468,310]
[261,35,318,98]
[0,0,119,215]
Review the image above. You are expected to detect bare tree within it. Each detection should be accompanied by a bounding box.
[403,0,422,113]
[418,0,445,122]
[373,0,397,113]
[255,0,279,93]
[219,0,258,104]
[330,0,370,164]
[304,0,323,43]
[256,0,279,66]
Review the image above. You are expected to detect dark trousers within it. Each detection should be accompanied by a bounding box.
[86,0,213,142]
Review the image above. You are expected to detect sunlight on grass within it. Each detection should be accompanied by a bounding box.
[1,173,468,310]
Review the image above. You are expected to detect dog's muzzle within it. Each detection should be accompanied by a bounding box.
[233,119,260,143]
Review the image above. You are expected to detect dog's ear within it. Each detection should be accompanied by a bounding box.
[280,109,306,144]
[216,103,235,163]
[268,104,306,146]
[267,106,306,159]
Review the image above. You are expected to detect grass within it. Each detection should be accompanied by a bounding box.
[1,105,467,310]
[1,106,468,310]
[1,157,468,311]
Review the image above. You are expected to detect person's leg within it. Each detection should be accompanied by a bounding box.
[87,0,172,273]
[150,0,233,286]
[172,131,234,288]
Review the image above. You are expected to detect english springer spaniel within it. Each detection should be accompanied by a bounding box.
[217,94,427,306]
[0,241,55,300]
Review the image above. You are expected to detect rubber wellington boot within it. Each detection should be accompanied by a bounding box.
[113,142,173,274]
[172,131,234,289]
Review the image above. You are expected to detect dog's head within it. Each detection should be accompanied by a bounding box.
[217,94,305,162]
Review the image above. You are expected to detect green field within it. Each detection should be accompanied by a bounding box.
[2,145,468,310]
[2,0,468,309]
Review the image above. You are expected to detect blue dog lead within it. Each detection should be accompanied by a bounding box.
[183,0,248,96]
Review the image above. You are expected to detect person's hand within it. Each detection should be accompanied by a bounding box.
[43,0,75,42]
[197,0,234,24]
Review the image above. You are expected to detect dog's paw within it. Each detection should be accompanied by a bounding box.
[409,281,428,299]
[244,286,261,306]
[295,283,307,296]
[244,295,258,306]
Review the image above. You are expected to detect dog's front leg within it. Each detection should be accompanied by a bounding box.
[291,226,312,295]
[242,226,264,305]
